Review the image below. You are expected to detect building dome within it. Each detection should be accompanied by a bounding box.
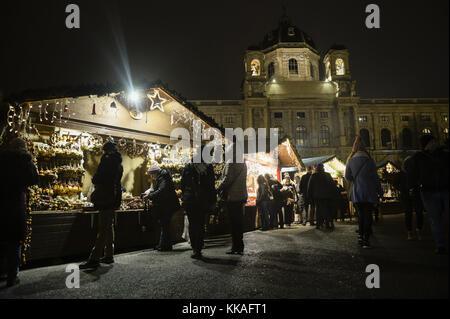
[250,14,316,51]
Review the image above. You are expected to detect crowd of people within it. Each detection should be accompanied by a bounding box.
[0,133,448,288]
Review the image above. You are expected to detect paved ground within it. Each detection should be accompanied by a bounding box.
[0,214,448,299]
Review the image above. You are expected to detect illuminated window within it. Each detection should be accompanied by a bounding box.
[225,116,234,124]
[442,114,448,122]
[297,112,305,120]
[309,62,315,79]
[360,129,370,147]
[444,128,449,139]
[289,59,298,75]
[250,59,261,76]
[381,129,392,147]
[320,112,328,119]
[380,115,389,122]
[288,27,295,36]
[320,125,330,145]
[402,128,413,148]
[268,62,275,79]
[296,126,307,146]
[335,58,345,75]
[422,128,432,134]
[359,116,368,122]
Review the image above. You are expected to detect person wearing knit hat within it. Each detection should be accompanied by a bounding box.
[102,140,117,152]
[147,164,161,175]
[142,164,180,252]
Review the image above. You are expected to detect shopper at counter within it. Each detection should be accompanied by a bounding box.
[80,141,123,269]
[0,137,38,287]
[181,152,216,259]
[143,164,181,252]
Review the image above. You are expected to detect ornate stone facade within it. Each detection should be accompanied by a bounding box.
[190,16,449,166]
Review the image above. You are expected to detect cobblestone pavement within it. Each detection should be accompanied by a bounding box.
[0,214,448,299]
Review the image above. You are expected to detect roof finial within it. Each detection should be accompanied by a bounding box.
[280,2,291,24]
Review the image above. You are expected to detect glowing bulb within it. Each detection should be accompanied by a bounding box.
[129,91,140,102]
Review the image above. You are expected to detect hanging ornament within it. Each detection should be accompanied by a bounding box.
[44,103,49,121]
[92,104,97,115]
[147,89,168,113]
[38,104,43,122]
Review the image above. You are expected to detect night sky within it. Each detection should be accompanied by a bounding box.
[1,0,448,100]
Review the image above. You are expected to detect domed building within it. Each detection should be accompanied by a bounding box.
[190,14,449,165]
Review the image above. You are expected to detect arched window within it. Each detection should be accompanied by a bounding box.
[250,59,260,76]
[422,128,432,134]
[444,128,449,140]
[381,129,392,147]
[309,62,315,79]
[359,129,371,148]
[289,59,298,75]
[296,126,307,146]
[402,128,413,149]
[268,62,275,79]
[320,125,330,145]
[335,58,345,75]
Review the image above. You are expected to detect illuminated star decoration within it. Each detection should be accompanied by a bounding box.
[147,89,168,113]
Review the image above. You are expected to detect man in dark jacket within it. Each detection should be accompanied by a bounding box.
[307,164,339,230]
[80,141,123,269]
[144,165,181,251]
[218,146,248,255]
[265,174,284,229]
[299,166,315,226]
[406,134,449,254]
[181,158,216,259]
[0,137,38,287]
[396,157,424,240]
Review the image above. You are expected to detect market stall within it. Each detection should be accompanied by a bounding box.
[301,155,346,184]
[3,85,224,262]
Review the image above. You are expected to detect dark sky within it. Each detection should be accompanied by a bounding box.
[1,0,448,100]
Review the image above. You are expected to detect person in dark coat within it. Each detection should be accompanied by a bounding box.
[265,173,284,229]
[256,175,272,231]
[395,157,424,240]
[80,141,123,269]
[144,164,181,252]
[181,156,216,259]
[345,136,383,248]
[218,145,248,255]
[294,175,303,224]
[282,174,297,227]
[405,134,449,254]
[299,166,315,226]
[0,137,38,287]
[307,164,339,230]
